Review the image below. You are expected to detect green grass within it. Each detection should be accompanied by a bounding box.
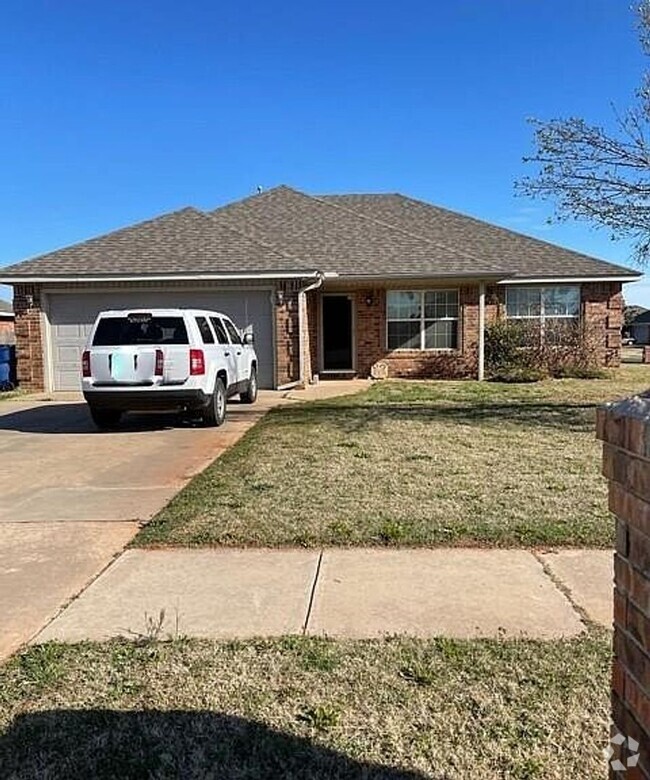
[135,366,650,549]
[0,633,611,779]
[0,389,24,402]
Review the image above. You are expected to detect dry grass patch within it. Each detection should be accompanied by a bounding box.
[0,633,610,779]
[135,366,650,548]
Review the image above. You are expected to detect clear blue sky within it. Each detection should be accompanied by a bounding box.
[1,0,648,303]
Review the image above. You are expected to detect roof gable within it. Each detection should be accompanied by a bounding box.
[210,186,509,277]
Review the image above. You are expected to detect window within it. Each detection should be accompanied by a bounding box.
[195,316,215,344]
[93,316,188,346]
[505,286,580,344]
[387,290,459,350]
[223,319,242,345]
[210,317,229,345]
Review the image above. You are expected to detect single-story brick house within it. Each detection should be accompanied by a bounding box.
[0,185,641,391]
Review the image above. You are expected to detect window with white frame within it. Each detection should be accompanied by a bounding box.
[387,290,459,350]
[505,285,581,344]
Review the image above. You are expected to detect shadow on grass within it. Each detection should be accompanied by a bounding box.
[267,400,598,434]
[0,709,432,779]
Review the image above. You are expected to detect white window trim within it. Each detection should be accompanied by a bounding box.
[386,289,460,351]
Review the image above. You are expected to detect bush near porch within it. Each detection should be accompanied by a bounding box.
[135,367,650,549]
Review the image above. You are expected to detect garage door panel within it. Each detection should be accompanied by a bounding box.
[48,290,274,391]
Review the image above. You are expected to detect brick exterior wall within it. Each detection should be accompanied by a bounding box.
[585,281,623,368]
[13,284,45,391]
[302,281,622,381]
[8,279,625,391]
[597,397,650,778]
[274,281,301,387]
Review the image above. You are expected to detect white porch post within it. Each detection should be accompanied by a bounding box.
[478,282,486,381]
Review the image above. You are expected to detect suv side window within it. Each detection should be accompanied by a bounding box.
[195,316,215,344]
[210,317,229,345]
[224,319,242,345]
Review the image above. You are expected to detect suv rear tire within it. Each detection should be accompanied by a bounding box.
[240,366,258,404]
[203,378,227,427]
[89,407,122,430]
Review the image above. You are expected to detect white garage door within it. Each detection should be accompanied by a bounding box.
[47,289,274,391]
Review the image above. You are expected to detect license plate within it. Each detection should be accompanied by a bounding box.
[110,353,131,381]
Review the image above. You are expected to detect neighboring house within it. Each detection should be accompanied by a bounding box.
[0,185,641,391]
[629,310,650,345]
[0,300,15,345]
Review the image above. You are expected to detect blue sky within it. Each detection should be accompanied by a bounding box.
[0,0,647,303]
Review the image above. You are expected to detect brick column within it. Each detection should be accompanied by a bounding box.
[13,284,45,392]
[597,396,650,778]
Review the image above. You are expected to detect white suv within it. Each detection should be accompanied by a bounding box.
[81,308,258,430]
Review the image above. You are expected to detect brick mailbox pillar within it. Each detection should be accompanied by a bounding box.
[597,396,650,778]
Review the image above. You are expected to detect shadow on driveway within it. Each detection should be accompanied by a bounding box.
[0,400,259,434]
[0,709,432,779]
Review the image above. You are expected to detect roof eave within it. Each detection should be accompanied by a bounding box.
[0,270,321,284]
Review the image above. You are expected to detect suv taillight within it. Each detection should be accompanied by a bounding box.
[189,349,205,375]
[82,350,91,378]
[155,349,164,376]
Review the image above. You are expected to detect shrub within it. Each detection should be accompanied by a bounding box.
[485,318,602,381]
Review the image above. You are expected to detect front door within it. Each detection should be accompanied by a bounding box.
[322,295,353,371]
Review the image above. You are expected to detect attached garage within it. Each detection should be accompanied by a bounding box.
[45,288,275,390]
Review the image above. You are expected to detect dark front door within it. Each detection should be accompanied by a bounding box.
[322,296,353,371]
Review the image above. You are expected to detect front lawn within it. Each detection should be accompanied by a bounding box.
[135,366,650,549]
[0,633,610,779]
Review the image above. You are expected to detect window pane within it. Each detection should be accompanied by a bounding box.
[543,286,580,317]
[424,320,458,349]
[210,317,229,345]
[388,320,420,350]
[387,291,421,320]
[93,316,188,346]
[424,290,458,319]
[506,287,541,317]
[195,316,215,344]
[224,320,242,344]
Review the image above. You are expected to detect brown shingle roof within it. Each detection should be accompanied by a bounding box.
[322,193,637,278]
[0,185,639,280]
[0,207,306,277]
[209,186,509,277]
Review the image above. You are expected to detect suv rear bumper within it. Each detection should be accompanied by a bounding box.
[84,389,211,412]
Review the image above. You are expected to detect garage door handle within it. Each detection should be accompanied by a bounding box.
[224,351,230,356]
[236,351,242,356]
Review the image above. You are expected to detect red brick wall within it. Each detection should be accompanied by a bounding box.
[13,284,45,391]
[302,281,623,381]
[597,399,650,778]
[584,282,623,368]
[274,282,301,387]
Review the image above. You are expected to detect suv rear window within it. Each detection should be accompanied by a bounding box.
[92,316,189,346]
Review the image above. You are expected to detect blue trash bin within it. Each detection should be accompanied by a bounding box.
[0,344,12,388]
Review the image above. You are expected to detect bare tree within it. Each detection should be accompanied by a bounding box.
[517,3,650,264]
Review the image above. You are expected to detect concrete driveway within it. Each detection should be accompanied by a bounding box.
[0,392,281,659]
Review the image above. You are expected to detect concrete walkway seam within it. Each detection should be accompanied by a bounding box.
[531,551,595,630]
[302,549,324,635]
[26,523,140,648]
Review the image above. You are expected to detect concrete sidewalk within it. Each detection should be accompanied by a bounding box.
[35,547,612,644]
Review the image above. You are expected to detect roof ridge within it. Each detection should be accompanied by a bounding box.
[394,193,639,275]
[304,191,508,272]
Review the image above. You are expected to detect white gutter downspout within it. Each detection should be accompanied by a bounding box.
[478,282,486,381]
